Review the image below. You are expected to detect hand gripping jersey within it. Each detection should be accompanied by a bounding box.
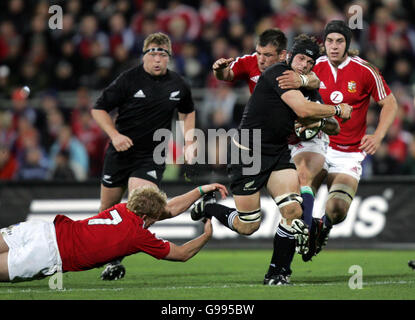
[313,55,391,152]
[54,203,170,272]
[230,53,261,94]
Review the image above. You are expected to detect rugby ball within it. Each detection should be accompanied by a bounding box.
[295,126,319,141]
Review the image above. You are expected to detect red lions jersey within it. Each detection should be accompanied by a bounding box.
[313,56,391,152]
[230,53,261,93]
[54,203,170,272]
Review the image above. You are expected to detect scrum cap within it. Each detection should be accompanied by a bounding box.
[289,35,320,67]
[323,20,352,55]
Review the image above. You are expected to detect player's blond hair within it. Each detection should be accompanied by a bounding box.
[143,32,172,56]
[127,186,168,219]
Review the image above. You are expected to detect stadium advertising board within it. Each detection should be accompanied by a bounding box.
[0,179,414,248]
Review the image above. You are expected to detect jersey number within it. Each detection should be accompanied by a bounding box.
[88,209,122,225]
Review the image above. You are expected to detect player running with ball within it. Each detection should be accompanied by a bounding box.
[192,34,351,285]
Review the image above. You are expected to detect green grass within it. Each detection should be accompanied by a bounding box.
[1,249,414,300]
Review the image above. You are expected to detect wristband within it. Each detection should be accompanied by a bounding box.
[198,186,205,196]
[299,74,308,87]
[334,104,342,117]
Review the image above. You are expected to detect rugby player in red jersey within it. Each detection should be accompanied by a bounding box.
[303,20,398,261]
[0,183,227,282]
[213,28,320,94]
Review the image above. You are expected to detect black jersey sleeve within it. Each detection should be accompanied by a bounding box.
[93,71,128,112]
[176,81,195,114]
[313,89,324,104]
[262,63,292,97]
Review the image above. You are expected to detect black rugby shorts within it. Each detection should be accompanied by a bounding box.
[227,146,296,196]
[101,148,165,187]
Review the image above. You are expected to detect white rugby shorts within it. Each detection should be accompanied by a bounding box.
[324,146,366,181]
[289,131,329,158]
[0,220,62,282]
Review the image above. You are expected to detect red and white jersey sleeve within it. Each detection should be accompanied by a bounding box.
[230,53,261,94]
[313,55,391,152]
[54,203,170,272]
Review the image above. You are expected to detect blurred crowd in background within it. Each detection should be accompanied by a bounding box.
[0,0,415,182]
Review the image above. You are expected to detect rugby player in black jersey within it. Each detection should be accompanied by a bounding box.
[91,32,196,280]
[191,35,352,285]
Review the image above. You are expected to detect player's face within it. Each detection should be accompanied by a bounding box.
[290,53,314,75]
[256,44,285,73]
[325,33,347,66]
[142,43,170,76]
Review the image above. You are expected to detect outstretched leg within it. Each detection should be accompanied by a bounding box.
[192,191,262,236]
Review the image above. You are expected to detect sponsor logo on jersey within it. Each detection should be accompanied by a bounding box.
[250,75,259,83]
[169,90,180,101]
[243,180,257,191]
[146,170,157,179]
[320,81,327,89]
[134,90,146,98]
[330,91,343,104]
[103,175,112,184]
[348,81,357,93]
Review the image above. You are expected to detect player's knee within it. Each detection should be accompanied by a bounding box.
[280,204,302,222]
[274,193,303,221]
[326,184,355,224]
[326,198,349,224]
[234,209,262,235]
[235,220,260,235]
[297,170,312,186]
[326,209,347,225]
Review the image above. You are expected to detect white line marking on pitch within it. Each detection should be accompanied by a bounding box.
[0,279,413,294]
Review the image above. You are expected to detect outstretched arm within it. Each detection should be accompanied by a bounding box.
[212,57,235,81]
[281,89,352,120]
[162,183,228,220]
[163,218,212,262]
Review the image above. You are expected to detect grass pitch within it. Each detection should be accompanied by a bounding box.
[1,249,414,300]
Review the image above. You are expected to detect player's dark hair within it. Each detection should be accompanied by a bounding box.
[258,28,287,54]
[288,34,321,66]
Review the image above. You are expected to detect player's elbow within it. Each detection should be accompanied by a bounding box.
[164,244,194,262]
